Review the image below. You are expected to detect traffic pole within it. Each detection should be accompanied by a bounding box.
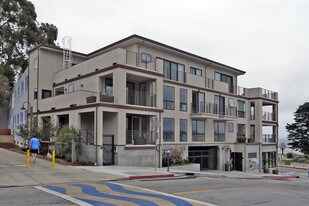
[26,149,30,168]
[52,150,55,167]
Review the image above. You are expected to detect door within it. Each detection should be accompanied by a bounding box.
[231,152,243,171]
[103,135,114,165]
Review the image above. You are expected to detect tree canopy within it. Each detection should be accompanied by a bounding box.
[286,102,309,154]
[0,0,58,100]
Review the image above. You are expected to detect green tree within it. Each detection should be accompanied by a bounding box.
[0,71,10,109]
[0,0,58,87]
[286,102,309,154]
[54,125,79,161]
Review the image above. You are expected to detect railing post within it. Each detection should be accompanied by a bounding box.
[52,150,55,167]
[26,149,30,168]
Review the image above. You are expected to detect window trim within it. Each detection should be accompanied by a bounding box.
[163,85,175,110]
[163,117,175,142]
[141,52,152,63]
[180,119,187,142]
[214,121,225,142]
[190,67,202,76]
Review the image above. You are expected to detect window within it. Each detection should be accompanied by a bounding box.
[250,102,255,119]
[105,78,113,95]
[192,120,205,141]
[180,119,187,142]
[237,124,246,139]
[163,85,175,110]
[190,67,202,76]
[42,89,52,99]
[214,72,234,93]
[248,153,257,158]
[24,111,27,122]
[21,81,24,95]
[68,84,74,93]
[17,86,20,99]
[34,88,38,99]
[141,53,151,63]
[192,91,205,113]
[163,118,174,142]
[237,100,246,118]
[214,122,225,142]
[20,112,23,124]
[34,58,38,69]
[215,95,225,115]
[163,60,185,83]
[180,89,187,111]
[228,123,234,132]
[24,76,28,91]
[55,87,64,96]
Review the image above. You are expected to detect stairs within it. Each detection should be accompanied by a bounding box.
[0,135,17,149]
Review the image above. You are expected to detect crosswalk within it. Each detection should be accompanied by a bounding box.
[37,182,208,206]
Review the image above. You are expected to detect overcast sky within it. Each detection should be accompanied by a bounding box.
[30,0,309,143]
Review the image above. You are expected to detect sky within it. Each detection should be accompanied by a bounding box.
[30,0,309,146]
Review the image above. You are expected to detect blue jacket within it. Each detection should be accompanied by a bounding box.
[30,137,40,150]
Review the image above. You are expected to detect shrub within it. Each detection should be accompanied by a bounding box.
[286,152,294,159]
[283,159,293,165]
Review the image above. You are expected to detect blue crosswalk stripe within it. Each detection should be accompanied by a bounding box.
[104,182,193,206]
[72,183,159,206]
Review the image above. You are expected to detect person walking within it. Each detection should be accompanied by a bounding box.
[29,134,40,162]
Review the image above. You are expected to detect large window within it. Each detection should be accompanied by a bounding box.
[163,60,185,82]
[163,85,175,110]
[237,100,246,118]
[163,118,174,142]
[180,119,187,142]
[214,122,225,142]
[215,95,225,115]
[105,78,113,95]
[180,88,187,111]
[192,91,205,113]
[55,87,64,96]
[192,120,205,141]
[190,67,202,76]
[214,72,234,93]
[237,124,246,139]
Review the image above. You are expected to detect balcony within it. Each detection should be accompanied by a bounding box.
[235,87,278,101]
[126,90,156,107]
[39,90,97,111]
[262,111,276,122]
[126,130,156,145]
[126,50,156,71]
[262,134,276,144]
[191,102,237,119]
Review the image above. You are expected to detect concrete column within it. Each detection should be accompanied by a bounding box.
[96,107,104,166]
[113,69,126,104]
[117,111,126,145]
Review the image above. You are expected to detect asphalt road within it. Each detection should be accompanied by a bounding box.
[118,171,309,206]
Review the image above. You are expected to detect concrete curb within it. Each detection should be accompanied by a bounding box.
[263,175,300,179]
[279,165,308,171]
[128,173,174,180]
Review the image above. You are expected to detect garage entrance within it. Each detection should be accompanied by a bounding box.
[188,146,218,170]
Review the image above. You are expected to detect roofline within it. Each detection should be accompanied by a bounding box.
[27,44,87,57]
[88,34,246,75]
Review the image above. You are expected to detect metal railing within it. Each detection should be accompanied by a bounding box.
[262,134,276,143]
[191,102,237,117]
[262,89,277,100]
[126,50,156,71]
[126,90,156,107]
[126,130,156,145]
[262,111,276,121]
[79,129,94,145]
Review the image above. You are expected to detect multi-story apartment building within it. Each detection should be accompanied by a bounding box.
[27,35,278,172]
[9,68,29,147]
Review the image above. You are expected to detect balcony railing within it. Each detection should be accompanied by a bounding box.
[126,130,156,145]
[126,50,156,71]
[262,89,277,100]
[262,111,276,121]
[262,134,276,143]
[79,129,94,145]
[126,90,156,107]
[191,102,237,117]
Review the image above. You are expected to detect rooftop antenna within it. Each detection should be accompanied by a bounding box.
[62,36,73,69]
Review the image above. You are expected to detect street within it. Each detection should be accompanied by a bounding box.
[1,148,309,206]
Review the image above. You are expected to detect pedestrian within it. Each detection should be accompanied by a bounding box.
[29,134,40,162]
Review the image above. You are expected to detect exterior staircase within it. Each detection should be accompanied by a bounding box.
[0,135,17,149]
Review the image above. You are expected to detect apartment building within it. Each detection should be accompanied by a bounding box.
[27,35,278,172]
[9,68,29,147]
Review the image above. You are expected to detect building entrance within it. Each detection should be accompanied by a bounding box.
[188,146,218,170]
